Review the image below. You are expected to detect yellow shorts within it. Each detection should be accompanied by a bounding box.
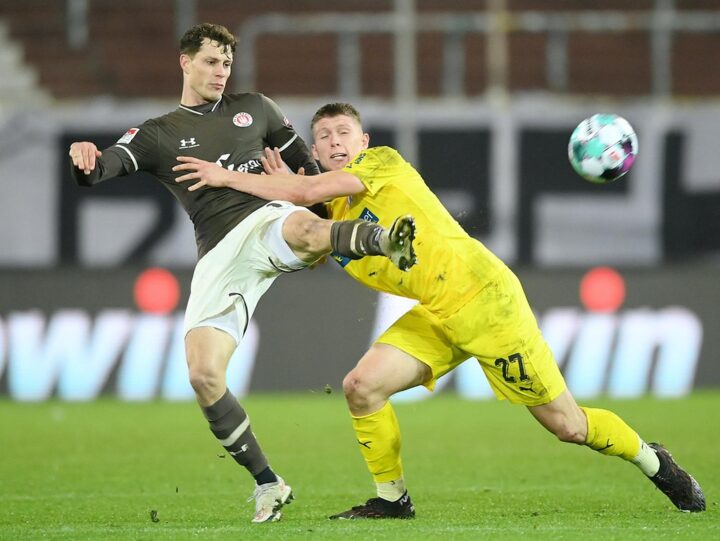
[376,268,566,406]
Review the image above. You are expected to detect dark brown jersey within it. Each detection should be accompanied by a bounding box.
[71,92,320,259]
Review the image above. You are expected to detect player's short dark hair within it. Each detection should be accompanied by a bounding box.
[180,23,236,56]
[311,103,362,131]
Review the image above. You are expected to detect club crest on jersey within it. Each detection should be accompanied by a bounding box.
[179,137,199,149]
[233,112,253,127]
[117,128,139,144]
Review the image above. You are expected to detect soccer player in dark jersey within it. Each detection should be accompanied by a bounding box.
[174,102,705,518]
[68,24,416,524]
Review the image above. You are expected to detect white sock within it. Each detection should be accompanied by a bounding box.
[376,479,406,501]
[631,439,660,477]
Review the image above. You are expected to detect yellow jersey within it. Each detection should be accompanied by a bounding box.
[326,146,508,318]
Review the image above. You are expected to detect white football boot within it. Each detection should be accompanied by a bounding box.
[249,477,294,523]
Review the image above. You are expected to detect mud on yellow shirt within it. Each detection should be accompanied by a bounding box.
[326,146,508,319]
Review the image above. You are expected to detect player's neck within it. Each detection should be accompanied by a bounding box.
[180,87,218,107]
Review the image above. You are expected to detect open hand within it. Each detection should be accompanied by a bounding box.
[174,156,230,191]
[261,147,305,176]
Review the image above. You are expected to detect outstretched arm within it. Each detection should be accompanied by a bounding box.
[68,141,129,187]
[69,123,158,187]
[173,151,365,205]
[260,147,330,219]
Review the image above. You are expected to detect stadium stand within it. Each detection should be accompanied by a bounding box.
[0,19,49,107]
[1,1,720,100]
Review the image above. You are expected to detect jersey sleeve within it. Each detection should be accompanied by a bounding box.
[107,120,158,174]
[341,146,403,196]
[260,94,320,176]
[72,120,159,187]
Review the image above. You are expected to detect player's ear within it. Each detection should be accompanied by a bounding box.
[311,144,320,162]
[361,132,370,150]
[179,54,191,74]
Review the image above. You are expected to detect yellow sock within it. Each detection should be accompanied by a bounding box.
[581,406,641,460]
[351,401,403,484]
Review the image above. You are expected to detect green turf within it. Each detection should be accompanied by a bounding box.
[1,392,718,540]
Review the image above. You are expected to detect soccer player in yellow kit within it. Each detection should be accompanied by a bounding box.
[174,102,705,518]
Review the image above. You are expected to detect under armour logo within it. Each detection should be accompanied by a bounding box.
[179,138,199,149]
[358,440,372,449]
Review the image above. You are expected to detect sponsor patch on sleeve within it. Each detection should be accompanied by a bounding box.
[117,128,139,144]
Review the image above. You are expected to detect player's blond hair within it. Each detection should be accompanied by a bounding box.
[311,103,362,132]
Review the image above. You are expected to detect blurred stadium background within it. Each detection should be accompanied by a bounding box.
[0,0,719,403]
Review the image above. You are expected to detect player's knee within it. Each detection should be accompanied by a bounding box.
[187,359,224,399]
[342,371,365,398]
[342,371,373,406]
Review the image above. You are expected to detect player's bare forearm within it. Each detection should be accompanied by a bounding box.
[176,154,318,204]
[260,147,366,204]
[174,154,365,204]
[232,169,364,206]
[174,155,310,202]
[230,171,314,206]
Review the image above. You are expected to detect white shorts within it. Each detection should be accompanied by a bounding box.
[184,201,311,344]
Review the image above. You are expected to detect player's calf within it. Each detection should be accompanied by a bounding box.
[330,215,417,271]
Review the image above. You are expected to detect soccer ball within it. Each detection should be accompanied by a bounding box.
[568,114,638,183]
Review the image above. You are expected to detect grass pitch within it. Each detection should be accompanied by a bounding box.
[1,392,718,540]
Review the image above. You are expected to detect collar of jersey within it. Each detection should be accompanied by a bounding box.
[178,97,222,115]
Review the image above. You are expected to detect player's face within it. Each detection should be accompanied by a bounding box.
[181,39,232,104]
[311,115,369,171]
